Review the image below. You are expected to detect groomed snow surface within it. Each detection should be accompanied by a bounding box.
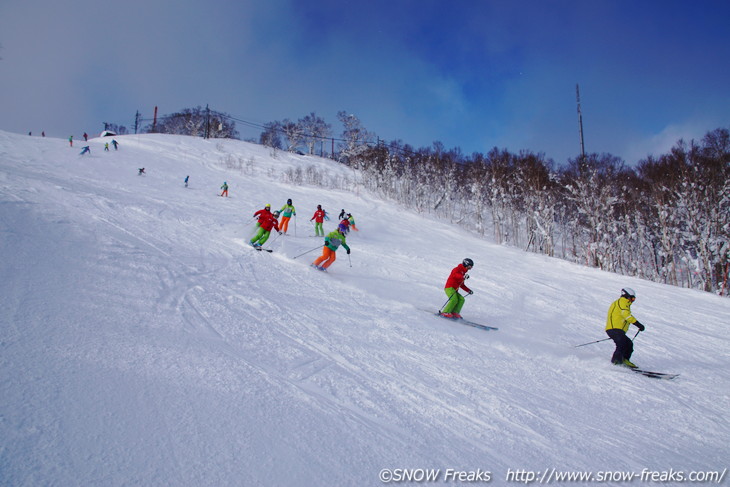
[1,131,728,486]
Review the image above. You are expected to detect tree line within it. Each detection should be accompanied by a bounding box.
[341,129,729,295]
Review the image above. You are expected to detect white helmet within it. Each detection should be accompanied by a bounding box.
[621,288,636,299]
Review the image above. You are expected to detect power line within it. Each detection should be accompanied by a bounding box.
[132,106,432,159]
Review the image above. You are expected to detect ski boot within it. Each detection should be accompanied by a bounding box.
[622,359,638,369]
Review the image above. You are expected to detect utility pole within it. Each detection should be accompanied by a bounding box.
[576,84,586,161]
[205,104,210,139]
[134,111,141,134]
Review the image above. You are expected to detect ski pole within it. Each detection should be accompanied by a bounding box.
[292,244,323,259]
[573,337,612,348]
[294,214,297,237]
[269,231,282,246]
[575,329,640,348]
[260,231,282,251]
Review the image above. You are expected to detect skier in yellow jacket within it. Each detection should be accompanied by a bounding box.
[605,288,646,368]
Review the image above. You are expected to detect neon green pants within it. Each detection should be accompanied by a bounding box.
[250,228,272,245]
[442,287,465,314]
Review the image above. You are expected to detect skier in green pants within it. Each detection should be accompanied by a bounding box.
[310,205,326,237]
[440,258,474,319]
[250,211,281,248]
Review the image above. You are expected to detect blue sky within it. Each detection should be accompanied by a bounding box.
[1,0,728,164]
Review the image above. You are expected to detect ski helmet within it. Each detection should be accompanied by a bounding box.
[265,204,271,209]
[287,199,292,205]
[621,288,636,299]
[463,258,474,268]
[273,210,280,217]
[317,204,322,209]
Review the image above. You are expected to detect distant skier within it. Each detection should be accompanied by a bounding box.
[83,132,88,141]
[439,258,474,319]
[278,199,296,234]
[347,213,358,231]
[339,209,346,220]
[42,131,45,137]
[111,139,119,150]
[250,210,281,248]
[138,167,145,175]
[184,175,189,188]
[104,142,110,151]
[338,217,350,235]
[605,288,645,368]
[80,146,91,155]
[311,227,350,271]
[69,135,73,147]
[310,204,326,237]
[220,181,229,197]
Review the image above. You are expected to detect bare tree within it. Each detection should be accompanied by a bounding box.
[260,121,283,149]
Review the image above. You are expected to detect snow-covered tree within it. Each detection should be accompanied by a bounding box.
[278,119,303,152]
[148,106,238,139]
[298,112,331,155]
[337,111,374,164]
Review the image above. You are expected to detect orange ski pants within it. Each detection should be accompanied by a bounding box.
[312,247,336,269]
[279,216,291,233]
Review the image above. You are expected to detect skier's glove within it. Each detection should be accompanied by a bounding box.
[464,274,470,280]
[634,321,645,331]
[346,249,351,254]
[278,231,283,235]
[467,290,474,295]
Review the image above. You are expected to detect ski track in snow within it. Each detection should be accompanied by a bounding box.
[1,131,729,486]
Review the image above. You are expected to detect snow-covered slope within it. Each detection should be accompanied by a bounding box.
[1,131,728,486]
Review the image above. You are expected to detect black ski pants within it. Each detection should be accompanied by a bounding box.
[606,328,633,364]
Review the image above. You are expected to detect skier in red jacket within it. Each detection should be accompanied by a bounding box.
[253,204,272,227]
[250,210,280,248]
[440,258,474,319]
[310,205,326,236]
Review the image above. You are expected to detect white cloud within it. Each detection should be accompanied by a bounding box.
[623,119,723,164]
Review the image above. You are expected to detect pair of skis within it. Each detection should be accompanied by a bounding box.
[249,243,273,253]
[629,368,680,380]
[428,310,498,332]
